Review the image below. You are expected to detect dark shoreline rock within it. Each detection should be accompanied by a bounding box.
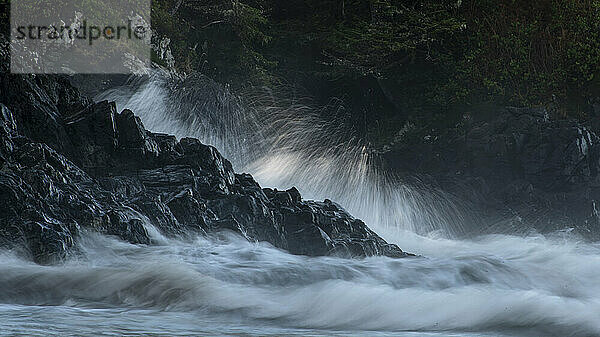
[384,106,600,239]
[0,74,410,263]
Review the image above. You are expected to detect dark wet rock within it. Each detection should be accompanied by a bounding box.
[166,189,212,233]
[0,104,17,165]
[64,100,120,173]
[274,197,406,257]
[115,109,160,162]
[384,106,600,238]
[211,215,250,240]
[104,212,151,245]
[129,193,182,235]
[21,221,78,265]
[98,176,145,199]
[0,74,410,263]
[0,75,90,154]
[207,193,288,249]
[0,139,156,263]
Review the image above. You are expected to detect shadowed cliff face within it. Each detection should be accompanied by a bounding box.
[384,106,600,238]
[0,74,409,264]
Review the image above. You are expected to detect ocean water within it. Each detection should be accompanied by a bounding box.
[1,230,599,336]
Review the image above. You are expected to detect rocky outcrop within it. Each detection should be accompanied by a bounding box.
[385,106,600,238]
[0,74,409,263]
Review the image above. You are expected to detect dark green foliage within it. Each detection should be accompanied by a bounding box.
[149,0,600,145]
[458,0,600,114]
[151,0,275,84]
[2,0,598,141]
[0,0,9,37]
[0,1,8,72]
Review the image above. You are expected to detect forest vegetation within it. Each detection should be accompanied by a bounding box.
[2,0,599,144]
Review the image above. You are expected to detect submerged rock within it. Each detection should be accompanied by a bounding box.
[0,74,410,263]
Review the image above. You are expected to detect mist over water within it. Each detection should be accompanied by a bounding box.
[2,72,600,336]
[1,230,600,336]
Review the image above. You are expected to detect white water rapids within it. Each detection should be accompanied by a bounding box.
[1,73,599,336]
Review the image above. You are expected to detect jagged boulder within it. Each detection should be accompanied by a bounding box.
[0,74,411,263]
[0,139,154,263]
